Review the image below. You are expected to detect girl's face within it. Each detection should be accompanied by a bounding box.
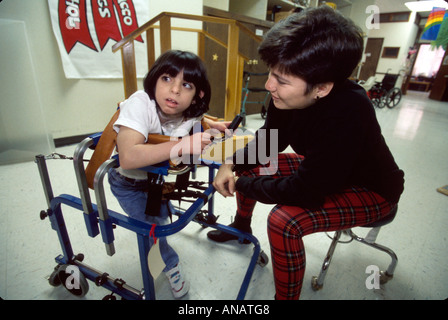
[155,70,197,118]
[265,66,316,110]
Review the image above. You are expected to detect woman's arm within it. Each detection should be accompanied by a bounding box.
[212,164,237,197]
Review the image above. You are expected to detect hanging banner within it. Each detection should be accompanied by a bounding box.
[421,7,445,41]
[48,0,149,79]
[434,12,448,49]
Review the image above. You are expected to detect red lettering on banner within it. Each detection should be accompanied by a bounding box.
[58,0,97,53]
[112,0,143,42]
[92,0,123,50]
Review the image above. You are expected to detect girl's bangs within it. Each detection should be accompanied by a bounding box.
[163,55,202,85]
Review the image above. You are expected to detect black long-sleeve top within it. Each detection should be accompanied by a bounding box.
[233,80,404,209]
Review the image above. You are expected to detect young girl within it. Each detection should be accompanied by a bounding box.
[108,50,223,298]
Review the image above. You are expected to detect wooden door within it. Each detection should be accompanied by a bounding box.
[429,49,448,101]
[203,6,273,118]
[359,38,384,81]
[203,21,228,118]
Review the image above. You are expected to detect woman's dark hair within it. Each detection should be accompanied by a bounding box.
[258,5,364,92]
[143,50,211,118]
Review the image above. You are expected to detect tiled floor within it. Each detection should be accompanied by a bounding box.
[1,90,447,300]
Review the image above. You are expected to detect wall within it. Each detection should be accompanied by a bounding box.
[0,0,203,143]
[0,19,54,164]
[203,0,229,11]
[148,0,203,55]
[337,0,419,87]
[229,0,268,21]
[349,0,376,35]
[368,11,418,79]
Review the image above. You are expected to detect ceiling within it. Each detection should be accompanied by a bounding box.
[267,0,434,16]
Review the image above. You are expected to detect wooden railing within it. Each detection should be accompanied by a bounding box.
[112,12,263,120]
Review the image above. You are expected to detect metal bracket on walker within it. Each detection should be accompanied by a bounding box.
[73,138,100,238]
[94,158,119,256]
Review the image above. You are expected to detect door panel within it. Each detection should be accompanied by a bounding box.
[359,38,384,81]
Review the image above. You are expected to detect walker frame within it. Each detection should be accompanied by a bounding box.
[36,130,268,300]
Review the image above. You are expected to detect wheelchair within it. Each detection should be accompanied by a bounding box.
[367,73,402,109]
[36,110,269,300]
[240,71,270,126]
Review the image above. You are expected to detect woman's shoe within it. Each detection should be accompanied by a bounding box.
[207,215,252,243]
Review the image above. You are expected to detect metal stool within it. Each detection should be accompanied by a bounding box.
[311,206,398,291]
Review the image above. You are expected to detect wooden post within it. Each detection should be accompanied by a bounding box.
[236,55,245,113]
[198,31,205,61]
[159,15,171,53]
[146,28,155,69]
[225,22,240,121]
[121,41,138,98]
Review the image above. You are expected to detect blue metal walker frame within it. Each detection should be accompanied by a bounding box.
[36,131,268,300]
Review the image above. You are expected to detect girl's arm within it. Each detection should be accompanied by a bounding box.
[116,126,211,170]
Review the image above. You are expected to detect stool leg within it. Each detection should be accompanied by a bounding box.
[311,230,342,291]
[347,229,397,284]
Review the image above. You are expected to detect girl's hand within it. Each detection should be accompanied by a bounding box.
[204,117,232,135]
[208,120,232,133]
[179,131,212,155]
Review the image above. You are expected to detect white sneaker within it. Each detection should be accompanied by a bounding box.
[165,264,189,299]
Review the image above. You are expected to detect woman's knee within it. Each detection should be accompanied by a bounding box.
[268,205,303,238]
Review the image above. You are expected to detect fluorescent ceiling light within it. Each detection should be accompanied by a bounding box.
[405,0,448,12]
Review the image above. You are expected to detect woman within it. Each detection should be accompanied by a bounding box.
[208,6,404,299]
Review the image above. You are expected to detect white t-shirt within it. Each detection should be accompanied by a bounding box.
[113,90,201,179]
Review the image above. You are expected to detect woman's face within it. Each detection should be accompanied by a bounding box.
[155,70,197,118]
[265,66,316,110]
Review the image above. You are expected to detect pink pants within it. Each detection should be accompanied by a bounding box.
[236,153,396,299]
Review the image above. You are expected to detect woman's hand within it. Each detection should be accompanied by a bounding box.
[212,164,237,197]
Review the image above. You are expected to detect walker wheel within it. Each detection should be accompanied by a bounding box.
[57,264,90,297]
[102,293,117,300]
[257,250,269,267]
[311,276,323,291]
[48,266,62,287]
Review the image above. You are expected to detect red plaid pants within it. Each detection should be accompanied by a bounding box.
[236,153,396,299]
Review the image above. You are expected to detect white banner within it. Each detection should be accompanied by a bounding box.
[48,0,150,79]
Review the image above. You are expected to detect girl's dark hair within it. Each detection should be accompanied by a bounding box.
[143,50,211,118]
[258,6,363,92]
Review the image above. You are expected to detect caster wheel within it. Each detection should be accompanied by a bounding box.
[102,293,117,300]
[48,265,62,287]
[57,264,89,297]
[311,276,323,291]
[379,271,393,285]
[257,250,269,267]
